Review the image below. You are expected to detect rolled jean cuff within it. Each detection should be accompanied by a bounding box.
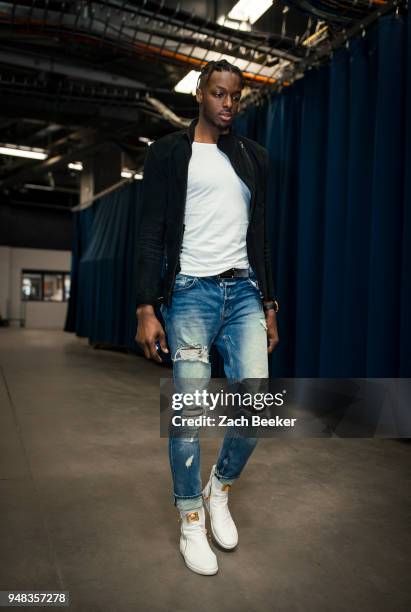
[175,495,203,512]
[214,470,236,486]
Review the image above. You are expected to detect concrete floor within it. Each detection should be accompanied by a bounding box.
[0,328,410,612]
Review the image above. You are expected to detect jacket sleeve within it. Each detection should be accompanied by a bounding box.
[135,145,167,307]
[262,149,277,300]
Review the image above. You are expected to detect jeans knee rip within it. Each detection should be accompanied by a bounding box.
[185,454,194,468]
[173,344,209,364]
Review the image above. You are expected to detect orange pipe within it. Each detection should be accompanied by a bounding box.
[131,41,278,85]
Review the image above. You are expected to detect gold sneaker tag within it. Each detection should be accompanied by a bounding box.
[186,511,199,523]
[222,484,231,492]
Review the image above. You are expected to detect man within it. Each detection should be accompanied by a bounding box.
[135,59,279,575]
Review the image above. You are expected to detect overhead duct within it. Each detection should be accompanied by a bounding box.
[144,95,191,129]
[0,48,147,90]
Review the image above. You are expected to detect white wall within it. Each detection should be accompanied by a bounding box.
[0,246,71,329]
[0,246,11,323]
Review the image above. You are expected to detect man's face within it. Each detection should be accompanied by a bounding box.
[196,70,242,131]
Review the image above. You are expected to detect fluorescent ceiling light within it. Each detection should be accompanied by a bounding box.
[174,70,201,95]
[138,136,154,146]
[121,170,143,180]
[217,15,251,31]
[0,144,48,160]
[24,183,54,192]
[68,162,83,171]
[228,0,273,24]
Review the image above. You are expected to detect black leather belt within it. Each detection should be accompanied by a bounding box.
[215,268,250,279]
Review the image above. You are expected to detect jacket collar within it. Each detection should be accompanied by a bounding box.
[186,116,236,146]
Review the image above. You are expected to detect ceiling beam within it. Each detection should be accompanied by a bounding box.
[0,47,148,91]
[0,123,145,188]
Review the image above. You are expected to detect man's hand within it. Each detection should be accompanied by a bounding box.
[135,305,169,363]
[264,309,279,354]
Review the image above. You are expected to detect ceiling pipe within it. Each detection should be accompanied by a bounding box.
[144,96,192,128]
[0,48,147,90]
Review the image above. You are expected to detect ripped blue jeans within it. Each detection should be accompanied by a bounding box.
[161,270,269,511]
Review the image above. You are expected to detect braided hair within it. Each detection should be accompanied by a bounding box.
[196,59,244,91]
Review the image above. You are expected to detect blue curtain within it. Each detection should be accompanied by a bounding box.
[66,12,410,376]
[235,12,410,377]
[65,182,144,354]
[64,203,97,334]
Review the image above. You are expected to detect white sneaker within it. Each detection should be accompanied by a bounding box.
[202,465,238,550]
[179,506,218,575]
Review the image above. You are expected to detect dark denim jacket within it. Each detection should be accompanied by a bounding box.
[135,117,276,307]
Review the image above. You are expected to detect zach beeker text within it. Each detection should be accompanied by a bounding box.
[171,414,297,428]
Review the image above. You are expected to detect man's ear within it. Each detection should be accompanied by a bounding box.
[195,87,202,104]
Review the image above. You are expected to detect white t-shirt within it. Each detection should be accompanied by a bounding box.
[179,141,251,276]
